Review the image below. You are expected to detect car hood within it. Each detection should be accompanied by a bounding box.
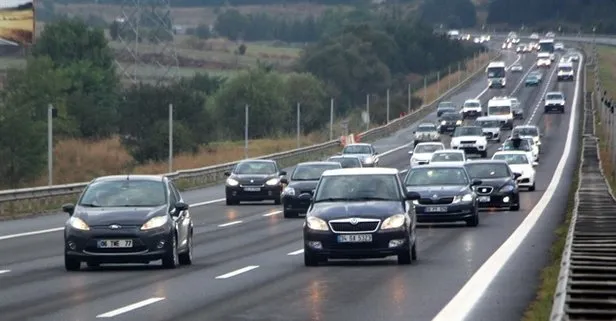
[287,180,318,193]
[451,135,485,143]
[231,174,278,184]
[481,127,500,132]
[508,164,534,175]
[342,154,371,160]
[72,205,167,227]
[309,201,405,220]
[428,161,466,166]
[473,177,512,189]
[405,185,468,198]
[411,152,433,161]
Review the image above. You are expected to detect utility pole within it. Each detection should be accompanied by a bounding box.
[168,104,173,172]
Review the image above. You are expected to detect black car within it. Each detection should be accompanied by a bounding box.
[303,168,421,266]
[438,112,463,134]
[62,175,193,271]
[464,160,521,211]
[224,159,286,205]
[280,161,342,218]
[437,101,457,117]
[403,164,481,226]
[326,155,363,168]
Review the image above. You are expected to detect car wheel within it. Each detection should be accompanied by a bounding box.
[304,247,321,267]
[510,201,520,211]
[411,241,417,261]
[397,247,412,265]
[65,254,81,271]
[86,262,100,268]
[466,211,479,227]
[481,151,488,158]
[529,183,536,192]
[283,210,297,218]
[226,198,238,205]
[162,235,179,269]
[178,231,193,265]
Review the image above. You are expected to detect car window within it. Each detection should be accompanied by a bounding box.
[513,127,539,136]
[438,102,454,108]
[417,125,436,132]
[493,153,529,164]
[465,163,511,179]
[342,145,372,154]
[464,102,480,107]
[503,139,531,151]
[546,93,563,100]
[414,144,443,153]
[475,120,501,127]
[441,113,462,120]
[314,174,401,202]
[234,161,277,175]
[291,164,340,181]
[453,127,482,137]
[405,167,469,186]
[431,152,464,162]
[327,157,362,168]
[79,180,167,207]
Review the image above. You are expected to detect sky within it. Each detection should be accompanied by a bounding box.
[0,0,32,9]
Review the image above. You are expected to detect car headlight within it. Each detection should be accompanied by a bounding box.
[453,193,473,203]
[283,186,295,196]
[141,215,169,230]
[306,216,329,231]
[226,178,239,186]
[381,214,406,230]
[364,157,374,164]
[456,120,462,125]
[69,217,90,231]
[441,120,446,125]
[499,185,515,192]
[266,178,280,185]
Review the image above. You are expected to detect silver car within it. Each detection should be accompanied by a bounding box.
[474,116,502,142]
[413,123,440,146]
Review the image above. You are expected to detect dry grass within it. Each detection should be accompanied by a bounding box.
[0,7,34,44]
[595,45,616,189]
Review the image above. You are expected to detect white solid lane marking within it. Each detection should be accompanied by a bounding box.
[0,227,64,241]
[215,265,260,279]
[190,198,225,207]
[96,297,165,318]
[218,220,243,227]
[432,55,583,321]
[287,249,304,256]
[0,270,10,275]
[263,210,282,217]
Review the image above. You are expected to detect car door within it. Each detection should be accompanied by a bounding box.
[397,175,416,238]
[169,181,190,249]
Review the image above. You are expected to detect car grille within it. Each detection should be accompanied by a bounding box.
[483,132,493,139]
[460,140,476,144]
[328,218,381,233]
[476,186,494,195]
[299,190,313,195]
[418,197,454,205]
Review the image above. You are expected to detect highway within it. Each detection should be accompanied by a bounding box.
[0,47,583,321]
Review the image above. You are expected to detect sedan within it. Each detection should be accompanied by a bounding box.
[525,74,541,87]
[62,175,194,271]
[280,161,341,218]
[464,160,521,211]
[224,159,286,205]
[339,143,379,167]
[326,155,363,168]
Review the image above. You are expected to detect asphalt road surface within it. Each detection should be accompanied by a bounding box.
[0,48,583,321]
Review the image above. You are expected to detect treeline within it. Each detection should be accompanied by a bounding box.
[418,0,477,29]
[49,0,414,6]
[487,0,616,33]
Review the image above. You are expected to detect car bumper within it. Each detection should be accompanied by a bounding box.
[516,176,535,187]
[545,104,564,111]
[488,83,505,88]
[483,132,500,140]
[64,226,173,263]
[462,110,482,117]
[282,195,311,213]
[226,185,282,200]
[415,203,476,222]
[476,192,518,209]
[557,75,574,80]
[451,145,487,154]
[303,228,411,259]
[439,124,458,133]
[513,111,524,119]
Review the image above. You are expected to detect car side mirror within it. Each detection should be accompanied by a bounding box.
[224,171,231,176]
[513,173,522,179]
[412,131,416,134]
[336,152,342,155]
[532,162,539,167]
[279,170,287,176]
[471,179,483,186]
[374,152,379,155]
[542,98,545,101]
[280,178,289,184]
[62,203,75,216]
[174,201,189,212]
[406,191,421,201]
[408,150,414,155]
[497,147,503,151]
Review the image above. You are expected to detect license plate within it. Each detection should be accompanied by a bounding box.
[243,187,261,192]
[97,239,133,248]
[478,196,491,202]
[337,234,372,243]
[461,144,474,148]
[426,206,448,213]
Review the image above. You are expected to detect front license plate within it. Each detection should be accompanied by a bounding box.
[426,206,448,213]
[243,187,261,192]
[97,239,133,248]
[461,144,474,148]
[478,196,491,202]
[337,234,372,243]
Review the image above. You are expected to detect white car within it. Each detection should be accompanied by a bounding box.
[409,142,446,167]
[499,137,538,162]
[544,91,566,113]
[512,125,542,152]
[460,99,483,118]
[530,33,539,39]
[450,126,488,158]
[537,52,552,67]
[546,31,555,38]
[429,149,467,166]
[413,123,441,145]
[492,151,537,191]
[555,42,565,51]
[510,63,523,72]
[474,116,502,142]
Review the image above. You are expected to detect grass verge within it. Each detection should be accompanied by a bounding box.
[595,45,616,191]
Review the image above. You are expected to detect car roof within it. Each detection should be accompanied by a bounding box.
[476,116,501,121]
[238,159,277,164]
[432,149,464,154]
[463,159,509,166]
[93,174,165,183]
[513,125,538,129]
[464,99,480,103]
[411,163,466,169]
[493,151,530,156]
[321,167,399,176]
[328,155,361,159]
[456,125,482,129]
[546,91,564,95]
[415,142,445,146]
[344,143,371,147]
[297,161,341,167]
[418,123,436,127]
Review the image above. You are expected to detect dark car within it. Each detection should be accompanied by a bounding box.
[438,112,463,134]
[62,175,193,271]
[280,161,342,218]
[403,164,481,226]
[437,101,457,117]
[303,168,420,266]
[224,159,286,205]
[464,160,521,211]
[326,155,363,168]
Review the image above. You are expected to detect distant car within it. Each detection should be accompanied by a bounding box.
[516,45,525,53]
[303,168,420,266]
[460,99,483,119]
[339,143,379,167]
[280,161,342,218]
[530,33,539,39]
[326,155,363,168]
[570,54,580,62]
[492,151,537,191]
[429,149,467,166]
[62,175,194,271]
[224,159,286,205]
[413,123,441,146]
[437,101,457,117]
[409,142,446,167]
[525,73,541,87]
[544,91,566,113]
[464,160,521,211]
[555,42,565,51]
[450,126,488,158]
[510,63,523,72]
[545,31,555,38]
[438,112,463,134]
[474,116,502,142]
[512,125,542,152]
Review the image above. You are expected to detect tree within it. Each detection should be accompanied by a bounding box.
[419,0,477,29]
[283,73,328,134]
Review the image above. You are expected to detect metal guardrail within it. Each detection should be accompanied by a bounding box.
[0,51,501,216]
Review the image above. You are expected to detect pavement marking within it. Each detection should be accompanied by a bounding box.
[218,220,243,227]
[0,227,64,241]
[263,211,282,217]
[96,297,165,318]
[0,270,10,275]
[287,249,304,256]
[191,198,225,207]
[432,53,583,321]
[215,265,260,279]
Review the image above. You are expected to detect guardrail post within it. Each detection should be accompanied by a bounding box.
[386,88,390,123]
[437,72,440,97]
[423,76,427,105]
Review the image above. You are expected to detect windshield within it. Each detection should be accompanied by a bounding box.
[441,113,462,120]
[291,164,340,181]
[465,163,511,179]
[327,157,362,168]
[431,152,464,162]
[234,161,277,174]
[503,139,531,151]
[527,75,538,80]
[493,153,529,165]
[487,67,505,78]
[453,127,482,137]
[512,127,538,136]
[342,145,371,154]
[488,106,511,115]
[475,120,501,127]
[464,102,480,108]
[438,102,454,108]
[539,41,554,53]
[546,93,563,100]
[79,180,167,207]
[559,66,573,72]
[314,174,401,202]
[417,125,436,132]
[405,167,469,186]
[414,144,443,153]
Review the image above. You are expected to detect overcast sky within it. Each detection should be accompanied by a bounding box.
[0,0,32,9]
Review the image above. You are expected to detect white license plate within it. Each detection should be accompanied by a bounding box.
[97,239,133,248]
[337,234,372,243]
[478,196,491,202]
[243,187,261,192]
[461,144,474,148]
[426,206,448,213]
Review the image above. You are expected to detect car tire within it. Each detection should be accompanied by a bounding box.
[411,242,417,261]
[466,212,479,227]
[86,262,100,268]
[283,210,297,218]
[304,247,322,267]
[510,203,520,211]
[397,248,412,265]
[226,198,239,205]
[481,151,488,158]
[274,197,281,205]
[65,254,81,271]
[178,231,193,265]
[162,235,179,269]
[529,183,536,192]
